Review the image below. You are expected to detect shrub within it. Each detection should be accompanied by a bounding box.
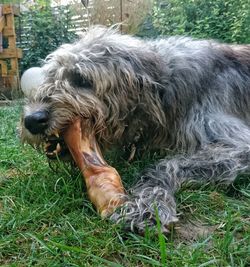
[20,2,76,73]
[151,0,250,43]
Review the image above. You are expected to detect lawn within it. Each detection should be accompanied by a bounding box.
[0,103,249,266]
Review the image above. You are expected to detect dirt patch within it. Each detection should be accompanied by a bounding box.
[175,220,218,242]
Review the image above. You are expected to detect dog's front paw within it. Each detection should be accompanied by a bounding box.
[110,187,178,234]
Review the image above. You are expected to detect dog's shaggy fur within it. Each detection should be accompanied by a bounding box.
[21,26,250,233]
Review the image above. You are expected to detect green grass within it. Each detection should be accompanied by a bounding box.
[0,103,249,266]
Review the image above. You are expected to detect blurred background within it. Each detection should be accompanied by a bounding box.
[0,0,250,74]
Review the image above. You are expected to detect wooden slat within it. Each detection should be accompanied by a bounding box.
[3,27,16,37]
[3,13,15,37]
[9,58,18,75]
[0,5,2,53]
[2,5,20,16]
[8,36,16,48]
[0,60,8,76]
[2,5,13,15]
[0,16,4,32]
[0,48,22,59]
[0,4,21,94]
[6,13,14,28]
[0,75,18,90]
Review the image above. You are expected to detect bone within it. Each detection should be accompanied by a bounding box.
[63,118,126,217]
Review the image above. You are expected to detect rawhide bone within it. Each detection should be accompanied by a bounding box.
[63,118,126,217]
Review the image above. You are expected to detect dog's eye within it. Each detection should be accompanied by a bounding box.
[70,71,92,89]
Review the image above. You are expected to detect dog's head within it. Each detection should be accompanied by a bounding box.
[20,26,165,159]
[20,78,104,159]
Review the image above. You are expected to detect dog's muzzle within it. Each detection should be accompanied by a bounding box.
[24,110,49,134]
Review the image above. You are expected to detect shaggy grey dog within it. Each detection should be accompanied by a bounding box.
[21,26,250,233]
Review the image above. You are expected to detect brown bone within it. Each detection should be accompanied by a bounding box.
[63,118,126,217]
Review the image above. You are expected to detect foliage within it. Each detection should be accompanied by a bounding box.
[0,0,20,3]
[151,0,250,43]
[20,1,76,73]
[136,15,160,38]
[0,104,250,266]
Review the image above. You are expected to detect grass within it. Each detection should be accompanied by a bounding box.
[0,103,249,266]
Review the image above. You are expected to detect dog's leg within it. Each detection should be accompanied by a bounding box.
[111,146,249,233]
[111,115,250,233]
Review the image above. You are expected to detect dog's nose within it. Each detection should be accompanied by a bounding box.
[24,111,49,134]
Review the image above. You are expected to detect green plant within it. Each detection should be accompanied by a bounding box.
[0,104,250,266]
[151,0,250,43]
[20,2,76,73]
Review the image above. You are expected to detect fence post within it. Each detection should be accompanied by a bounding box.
[0,4,22,99]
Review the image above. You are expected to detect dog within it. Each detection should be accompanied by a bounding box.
[20,26,250,233]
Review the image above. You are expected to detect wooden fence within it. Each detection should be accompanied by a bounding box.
[70,0,152,34]
[0,4,22,98]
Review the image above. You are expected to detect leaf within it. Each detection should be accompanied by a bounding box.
[81,0,89,8]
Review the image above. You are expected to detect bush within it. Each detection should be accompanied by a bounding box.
[20,2,76,73]
[151,0,250,43]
